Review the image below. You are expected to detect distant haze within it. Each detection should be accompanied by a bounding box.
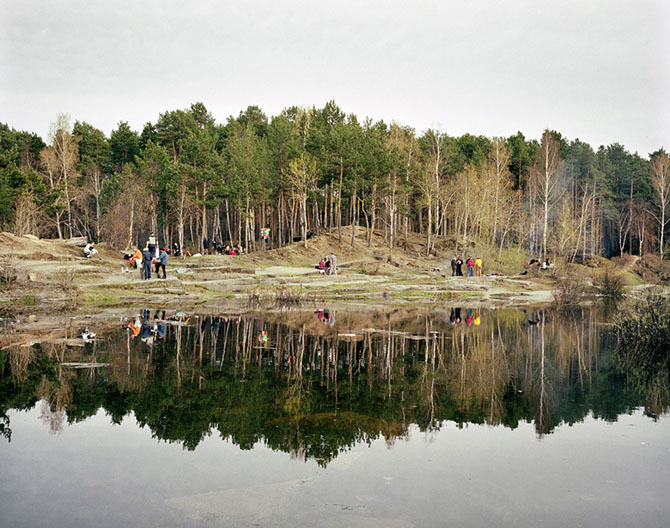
[1,0,668,155]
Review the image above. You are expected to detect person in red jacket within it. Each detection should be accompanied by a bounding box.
[466,257,475,277]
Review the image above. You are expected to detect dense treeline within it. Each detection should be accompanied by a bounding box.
[1,101,668,260]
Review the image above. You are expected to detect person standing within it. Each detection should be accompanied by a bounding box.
[329,252,337,275]
[466,257,475,277]
[475,256,483,277]
[455,256,464,276]
[451,257,457,276]
[142,247,153,280]
[147,232,158,259]
[157,247,168,279]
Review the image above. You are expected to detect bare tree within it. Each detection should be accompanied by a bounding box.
[48,114,79,238]
[530,131,563,261]
[650,153,670,259]
[287,153,317,248]
[489,138,512,244]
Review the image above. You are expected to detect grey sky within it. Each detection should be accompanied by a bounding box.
[1,0,668,155]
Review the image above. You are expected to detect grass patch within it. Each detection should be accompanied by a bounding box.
[16,295,39,306]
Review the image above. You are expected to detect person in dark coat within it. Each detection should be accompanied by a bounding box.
[157,248,168,279]
[455,256,464,277]
[142,247,153,280]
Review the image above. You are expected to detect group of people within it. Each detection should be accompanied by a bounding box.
[315,253,337,275]
[449,307,481,327]
[526,257,554,271]
[83,242,98,258]
[315,308,335,327]
[202,237,245,255]
[124,309,189,346]
[450,256,483,277]
[123,232,169,280]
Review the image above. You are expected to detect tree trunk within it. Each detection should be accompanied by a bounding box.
[301,196,308,248]
[368,183,376,247]
[338,157,343,244]
[350,186,356,247]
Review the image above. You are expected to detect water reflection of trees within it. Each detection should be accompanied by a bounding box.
[0,308,653,464]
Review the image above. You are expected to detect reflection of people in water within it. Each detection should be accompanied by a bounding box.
[258,329,268,345]
[527,309,542,326]
[125,315,141,337]
[315,308,335,327]
[154,310,167,341]
[450,308,462,325]
[465,308,474,327]
[474,308,481,327]
[139,309,154,345]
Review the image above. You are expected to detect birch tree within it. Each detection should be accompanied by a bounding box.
[530,131,563,260]
[287,153,317,248]
[651,152,670,258]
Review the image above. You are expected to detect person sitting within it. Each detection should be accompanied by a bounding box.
[172,241,181,257]
[324,258,332,275]
[123,247,142,270]
[228,247,237,256]
[316,258,326,271]
[83,242,98,258]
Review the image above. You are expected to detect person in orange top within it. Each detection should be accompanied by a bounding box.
[125,316,141,337]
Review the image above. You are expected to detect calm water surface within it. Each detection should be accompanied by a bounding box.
[1,307,669,527]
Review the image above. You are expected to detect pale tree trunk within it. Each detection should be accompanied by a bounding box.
[388,172,397,261]
[368,184,377,247]
[178,184,186,259]
[338,157,343,244]
[301,196,308,249]
[201,182,208,253]
[350,186,356,248]
[651,154,670,259]
[127,196,135,250]
[629,179,633,255]
[426,203,432,257]
[463,170,470,248]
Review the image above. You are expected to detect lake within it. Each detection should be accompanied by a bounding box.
[1,306,669,527]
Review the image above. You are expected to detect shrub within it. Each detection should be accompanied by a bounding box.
[0,264,18,288]
[615,291,670,365]
[553,274,586,307]
[593,268,625,300]
[274,287,305,307]
[615,291,670,416]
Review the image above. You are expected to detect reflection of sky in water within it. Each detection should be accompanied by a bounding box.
[2,405,669,528]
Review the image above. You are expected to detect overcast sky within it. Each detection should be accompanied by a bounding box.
[1,0,668,155]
